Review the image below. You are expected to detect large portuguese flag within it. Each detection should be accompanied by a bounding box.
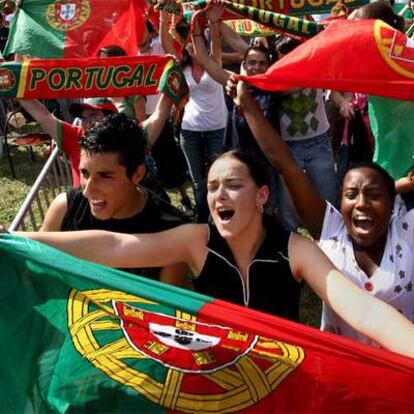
[241,19,414,101]
[3,0,146,58]
[1,234,414,413]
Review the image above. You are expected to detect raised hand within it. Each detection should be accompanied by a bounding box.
[206,0,225,23]
[225,74,251,107]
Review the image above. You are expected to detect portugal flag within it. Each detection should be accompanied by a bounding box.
[4,0,146,58]
[1,234,414,413]
[242,19,414,101]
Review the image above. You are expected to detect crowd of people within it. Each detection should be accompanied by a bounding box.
[3,0,414,358]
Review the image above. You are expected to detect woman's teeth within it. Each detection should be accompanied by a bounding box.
[353,217,373,230]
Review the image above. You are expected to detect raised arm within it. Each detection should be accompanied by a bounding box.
[219,22,248,65]
[17,223,205,274]
[18,99,59,140]
[159,9,179,59]
[219,21,248,55]
[192,17,232,86]
[289,233,414,358]
[205,2,225,64]
[230,77,326,238]
[142,93,172,146]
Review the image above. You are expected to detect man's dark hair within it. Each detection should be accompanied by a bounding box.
[79,113,146,178]
[242,45,271,66]
[98,45,127,57]
[275,37,301,57]
[355,1,404,32]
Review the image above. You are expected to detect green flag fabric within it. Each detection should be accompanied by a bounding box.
[4,0,145,58]
[1,234,414,413]
[369,96,414,179]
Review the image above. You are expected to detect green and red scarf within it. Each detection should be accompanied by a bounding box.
[0,55,188,109]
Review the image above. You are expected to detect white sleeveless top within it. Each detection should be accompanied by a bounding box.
[181,67,227,131]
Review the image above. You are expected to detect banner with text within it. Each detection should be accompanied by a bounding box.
[0,55,188,107]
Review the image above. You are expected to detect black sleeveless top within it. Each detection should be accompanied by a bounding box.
[193,219,302,320]
[61,188,181,279]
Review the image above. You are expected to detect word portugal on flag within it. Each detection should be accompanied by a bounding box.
[3,0,146,59]
[241,19,414,101]
[0,234,414,413]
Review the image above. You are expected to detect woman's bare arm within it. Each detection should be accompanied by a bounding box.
[219,22,249,55]
[289,233,414,358]
[159,10,178,58]
[205,2,225,64]
[192,18,232,86]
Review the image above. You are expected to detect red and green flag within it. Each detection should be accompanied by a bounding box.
[3,0,146,59]
[1,233,414,413]
[241,19,414,101]
[0,56,188,108]
[177,0,367,18]
[160,0,323,40]
[369,96,414,179]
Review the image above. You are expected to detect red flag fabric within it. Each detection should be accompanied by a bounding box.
[241,19,414,101]
[71,0,147,57]
[2,233,414,413]
[4,0,146,58]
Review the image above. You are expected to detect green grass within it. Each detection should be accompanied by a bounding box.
[0,145,49,225]
[300,284,322,327]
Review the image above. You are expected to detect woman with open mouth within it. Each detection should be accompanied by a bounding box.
[11,144,414,358]
[225,72,414,347]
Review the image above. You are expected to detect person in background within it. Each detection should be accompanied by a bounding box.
[192,15,282,223]
[160,5,227,222]
[18,93,173,187]
[138,21,194,216]
[273,36,337,230]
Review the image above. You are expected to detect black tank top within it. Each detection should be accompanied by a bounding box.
[193,218,302,320]
[61,187,179,279]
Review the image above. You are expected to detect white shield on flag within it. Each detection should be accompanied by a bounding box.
[59,3,76,21]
